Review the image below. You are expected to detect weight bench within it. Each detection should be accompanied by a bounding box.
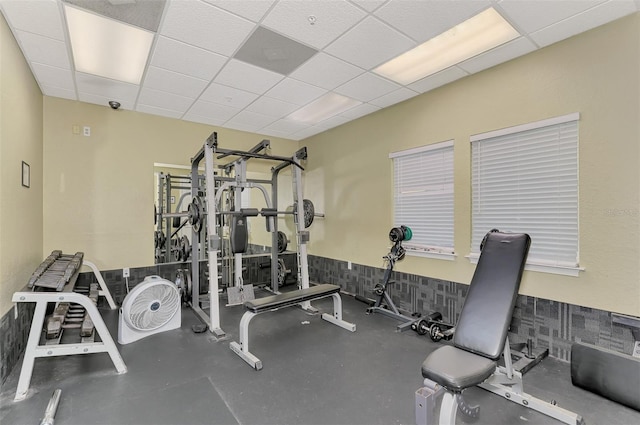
[230,284,356,370]
[415,231,583,425]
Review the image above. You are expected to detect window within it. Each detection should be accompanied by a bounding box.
[390,141,454,258]
[471,113,580,276]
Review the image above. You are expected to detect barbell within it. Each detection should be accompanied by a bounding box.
[156,197,322,230]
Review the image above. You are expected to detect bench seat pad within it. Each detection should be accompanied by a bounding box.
[244,284,340,313]
[421,345,497,391]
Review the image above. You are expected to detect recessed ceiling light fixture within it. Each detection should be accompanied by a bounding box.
[64,4,154,84]
[288,93,361,124]
[374,8,519,85]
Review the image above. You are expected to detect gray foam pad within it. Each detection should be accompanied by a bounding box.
[571,342,640,412]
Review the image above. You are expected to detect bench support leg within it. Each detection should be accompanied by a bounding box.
[321,293,356,332]
[229,311,263,370]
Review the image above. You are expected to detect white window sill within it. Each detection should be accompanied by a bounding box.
[466,253,583,277]
[407,250,456,261]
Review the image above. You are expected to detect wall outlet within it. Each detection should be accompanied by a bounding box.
[347,261,352,270]
[83,126,91,137]
[123,267,130,278]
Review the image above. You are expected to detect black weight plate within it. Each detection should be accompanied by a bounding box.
[416,319,429,336]
[303,199,314,228]
[277,231,288,253]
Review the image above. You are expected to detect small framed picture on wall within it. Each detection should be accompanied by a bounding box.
[22,161,30,188]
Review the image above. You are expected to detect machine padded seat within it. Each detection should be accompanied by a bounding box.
[422,345,497,391]
[244,284,340,313]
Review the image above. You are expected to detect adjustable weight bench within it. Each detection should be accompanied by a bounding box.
[230,284,356,370]
[415,231,583,425]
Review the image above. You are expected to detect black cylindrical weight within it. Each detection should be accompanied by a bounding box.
[173,216,181,228]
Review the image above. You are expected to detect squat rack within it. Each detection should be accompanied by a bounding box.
[189,132,311,339]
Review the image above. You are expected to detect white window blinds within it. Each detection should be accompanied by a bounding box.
[471,113,579,269]
[390,141,454,255]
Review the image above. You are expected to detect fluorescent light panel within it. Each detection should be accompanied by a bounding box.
[288,93,361,124]
[374,8,519,85]
[65,5,153,84]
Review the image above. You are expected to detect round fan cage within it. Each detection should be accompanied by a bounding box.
[123,279,180,331]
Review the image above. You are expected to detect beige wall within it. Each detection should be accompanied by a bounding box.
[42,98,299,270]
[302,14,640,316]
[0,14,44,316]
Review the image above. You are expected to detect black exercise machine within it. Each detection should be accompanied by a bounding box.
[366,226,419,332]
[415,230,583,425]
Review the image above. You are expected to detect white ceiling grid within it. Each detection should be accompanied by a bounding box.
[0,0,638,141]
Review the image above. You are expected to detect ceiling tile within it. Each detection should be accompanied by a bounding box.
[203,0,276,22]
[290,52,364,90]
[458,37,537,74]
[339,102,380,119]
[245,96,300,118]
[64,0,166,32]
[369,87,419,108]
[187,99,241,122]
[160,0,255,56]
[529,0,638,47]
[79,92,135,110]
[325,16,415,69]
[143,66,209,98]
[334,72,400,102]
[0,0,65,40]
[499,0,606,34]
[316,115,350,129]
[350,0,386,13]
[215,59,284,94]
[199,82,260,109]
[234,26,318,75]
[375,0,490,43]
[151,36,228,81]
[225,110,278,132]
[265,78,326,105]
[31,63,75,91]
[262,118,309,134]
[15,29,70,69]
[137,87,195,113]
[261,128,296,139]
[291,125,325,140]
[76,72,139,105]
[182,112,227,127]
[136,104,184,120]
[261,0,367,49]
[408,66,468,93]
[41,85,76,101]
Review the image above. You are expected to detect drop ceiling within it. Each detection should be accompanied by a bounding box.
[1,0,638,141]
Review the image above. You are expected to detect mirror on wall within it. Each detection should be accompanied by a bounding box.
[153,163,297,265]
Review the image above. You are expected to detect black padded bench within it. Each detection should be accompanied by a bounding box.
[230,284,356,370]
[415,231,583,425]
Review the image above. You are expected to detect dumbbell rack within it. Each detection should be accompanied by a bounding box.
[11,252,126,401]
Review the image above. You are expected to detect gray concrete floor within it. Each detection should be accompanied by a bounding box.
[1,290,639,425]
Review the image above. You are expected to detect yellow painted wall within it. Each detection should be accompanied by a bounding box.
[302,14,640,316]
[42,98,299,270]
[0,14,43,316]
